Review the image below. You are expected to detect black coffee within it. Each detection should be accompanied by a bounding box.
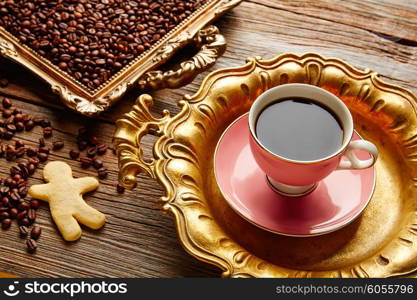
[255,98,344,161]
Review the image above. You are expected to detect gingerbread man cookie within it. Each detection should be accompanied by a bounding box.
[28,161,106,241]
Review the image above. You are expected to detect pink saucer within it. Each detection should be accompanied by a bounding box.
[214,114,375,236]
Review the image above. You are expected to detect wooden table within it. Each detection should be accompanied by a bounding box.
[0,0,416,278]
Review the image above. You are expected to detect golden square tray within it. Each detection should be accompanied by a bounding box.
[0,0,242,116]
[113,53,417,277]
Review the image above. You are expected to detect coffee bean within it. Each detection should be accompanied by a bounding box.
[28,163,36,175]
[37,152,48,162]
[9,208,18,219]
[15,122,25,131]
[2,197,9,207]
[15,140,24,148]
[41,119,51,128]
[28,209,36,221]
[87,146,97,158]
[19,217,30,226]
[0,78,8,88]
[2,97,12,108]
[52,140,64,150]
[1,218,11,229]
[26,147,37,157]
[6,124,16,132]
[97,144,108,155]
[69,149,80,159]
[93,159,103,169]
[30,200,40,209]
[38,147,50,154]
[3,131,14,140]
[17,210,27,220]
[25,120,35,131]
[0,186,10,196]
[19,225,29,238]
[0,211,9,220]
[2,109,12,118]
[43,127,53,138]
[80,157,92,168]
[31,226,42,240]
[15,147,26,158]
[98,167,108,179]
[116,183,125,194]
[78,140,88,150]
[88,136,99,146]
[18,202,30,211]
[26,239,37,253]
[28,157,40,166]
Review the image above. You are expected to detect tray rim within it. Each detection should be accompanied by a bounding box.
[114,52,417,278]
[0,0,242,116]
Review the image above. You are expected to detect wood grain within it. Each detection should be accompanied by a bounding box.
[0,0,416,277]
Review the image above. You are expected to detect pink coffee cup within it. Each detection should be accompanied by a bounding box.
[248,83,378,197]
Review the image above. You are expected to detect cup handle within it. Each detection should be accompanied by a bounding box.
[337,140,378,170]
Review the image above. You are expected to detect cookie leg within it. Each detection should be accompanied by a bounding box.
[73,202,106,230]
[52,213,82,241]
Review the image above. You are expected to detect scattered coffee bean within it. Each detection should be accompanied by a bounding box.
[15,140,24,148]
[88,136,99,146]
[9,208,18,219]
[93,159,103,169]
[2,218,11,229]
[28,209,36,222]
[69,149,80,159]
[25,120,35,131]
[43,127,53,138]
[80,157,92,168]
[26,147,37,157]
[0,79,8,88]
[97,144,108,155]
[78,140,88,150]
[15,147,26,158]
[19,217,30,226]
[2,97,12,108]
[30,200,40,209]
[31,226,41,240]
[52,140,64,150]
[117,184,125,194]
[19,225,28,238]
[18,202,30,211]
[41,119,51,128]
[28,157,40,166]
[0,211,9,220]
[26,239,37,253]
[37,152,48,162]
[87,146,97,158]
[38,147,50,154]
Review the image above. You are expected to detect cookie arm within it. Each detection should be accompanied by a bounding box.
[74,177,99,194]
[28,183,51,202]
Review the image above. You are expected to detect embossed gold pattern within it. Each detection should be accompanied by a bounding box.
[0,0,242,116]
[114,53,417,277]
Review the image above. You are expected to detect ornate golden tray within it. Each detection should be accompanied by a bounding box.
[113,53,417,277]
[0,0,242,116]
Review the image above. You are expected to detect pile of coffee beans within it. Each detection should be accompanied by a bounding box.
[0,97,57,253]
[0,94,119,253]
[0,0,209,90]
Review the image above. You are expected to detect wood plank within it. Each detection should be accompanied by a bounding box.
[0,0,416,277]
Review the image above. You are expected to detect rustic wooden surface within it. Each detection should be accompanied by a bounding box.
[0,0,416,277]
